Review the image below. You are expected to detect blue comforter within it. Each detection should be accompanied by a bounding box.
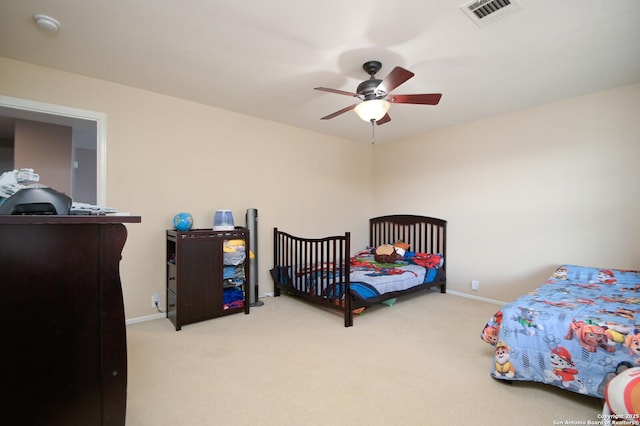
[481,264,640,398]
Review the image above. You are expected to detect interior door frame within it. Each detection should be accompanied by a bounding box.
[0,95,106,206]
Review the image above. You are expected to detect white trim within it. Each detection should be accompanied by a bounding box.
[126,312,165,325]
[0,95,107,206]
[447,290,506,306]
[123,290,505,326]
[125,294,275,325]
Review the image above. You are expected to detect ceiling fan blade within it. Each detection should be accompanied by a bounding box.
[320,104,357,120]
[376,113,391,125]
[314,87,359,97]
[388,93,442,105]
[376,67,414,95]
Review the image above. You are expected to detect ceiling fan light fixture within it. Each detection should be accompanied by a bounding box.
[354,99,390,122]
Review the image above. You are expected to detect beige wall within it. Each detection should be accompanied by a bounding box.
[2,57,638,317]
[0,57,373,319]
[373,82,640,302]
[14,119,72,194]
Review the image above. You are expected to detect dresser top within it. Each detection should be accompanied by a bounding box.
[0,215,141,225]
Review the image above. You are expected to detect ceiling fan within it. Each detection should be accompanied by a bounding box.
[314,60,442,126]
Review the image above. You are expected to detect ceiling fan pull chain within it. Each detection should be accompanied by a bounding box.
[370,119,376,144]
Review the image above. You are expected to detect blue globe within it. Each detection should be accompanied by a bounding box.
[173,212,193,231]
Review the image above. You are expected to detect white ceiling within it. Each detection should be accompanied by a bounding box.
[1,0,640,144]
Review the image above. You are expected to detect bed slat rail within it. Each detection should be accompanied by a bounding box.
[370,215,446,255]
[273,228,353,326]
[370,215,447,292]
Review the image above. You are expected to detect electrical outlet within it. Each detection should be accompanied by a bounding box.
[152,292,160,308]
[471,280,480,291]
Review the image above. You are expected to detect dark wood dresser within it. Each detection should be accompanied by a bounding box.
[0,215,141,426]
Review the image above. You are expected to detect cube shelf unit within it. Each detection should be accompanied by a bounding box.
[166,227,250,330]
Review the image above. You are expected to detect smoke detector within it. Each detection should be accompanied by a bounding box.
[33,14,61,32]
[460,0,521,26]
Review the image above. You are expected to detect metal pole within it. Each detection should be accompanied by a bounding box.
[246,208,263,307]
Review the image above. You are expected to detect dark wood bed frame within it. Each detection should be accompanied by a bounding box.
[272,215,447,327]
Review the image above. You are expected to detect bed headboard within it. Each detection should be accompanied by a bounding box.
[369,215,447,260]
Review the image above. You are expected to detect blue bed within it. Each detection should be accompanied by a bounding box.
[481,264,640,398]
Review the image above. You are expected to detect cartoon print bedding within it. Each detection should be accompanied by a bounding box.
[481,264,640,398]
[279,248,444,303]
[347,248,444,302]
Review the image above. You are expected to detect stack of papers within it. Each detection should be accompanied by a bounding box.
[71,201,118,215]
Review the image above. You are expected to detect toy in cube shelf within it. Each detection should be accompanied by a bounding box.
[173,212,193,231]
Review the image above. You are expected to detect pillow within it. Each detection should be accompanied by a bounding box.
[374,244,401,263]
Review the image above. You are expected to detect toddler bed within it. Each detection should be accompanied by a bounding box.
[481,264,640,399]
[271,215,446,327]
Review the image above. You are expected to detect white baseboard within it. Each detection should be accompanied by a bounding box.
[126,312,165,325]
[124,291,503,326]
[125,294,275,325]
[447,290,506,306]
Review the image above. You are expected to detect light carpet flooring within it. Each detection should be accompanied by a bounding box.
[126,291,603,425]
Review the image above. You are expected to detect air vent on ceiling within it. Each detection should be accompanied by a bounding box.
[460,0,521,26]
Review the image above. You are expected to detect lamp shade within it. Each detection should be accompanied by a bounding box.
[354,99,390,122]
